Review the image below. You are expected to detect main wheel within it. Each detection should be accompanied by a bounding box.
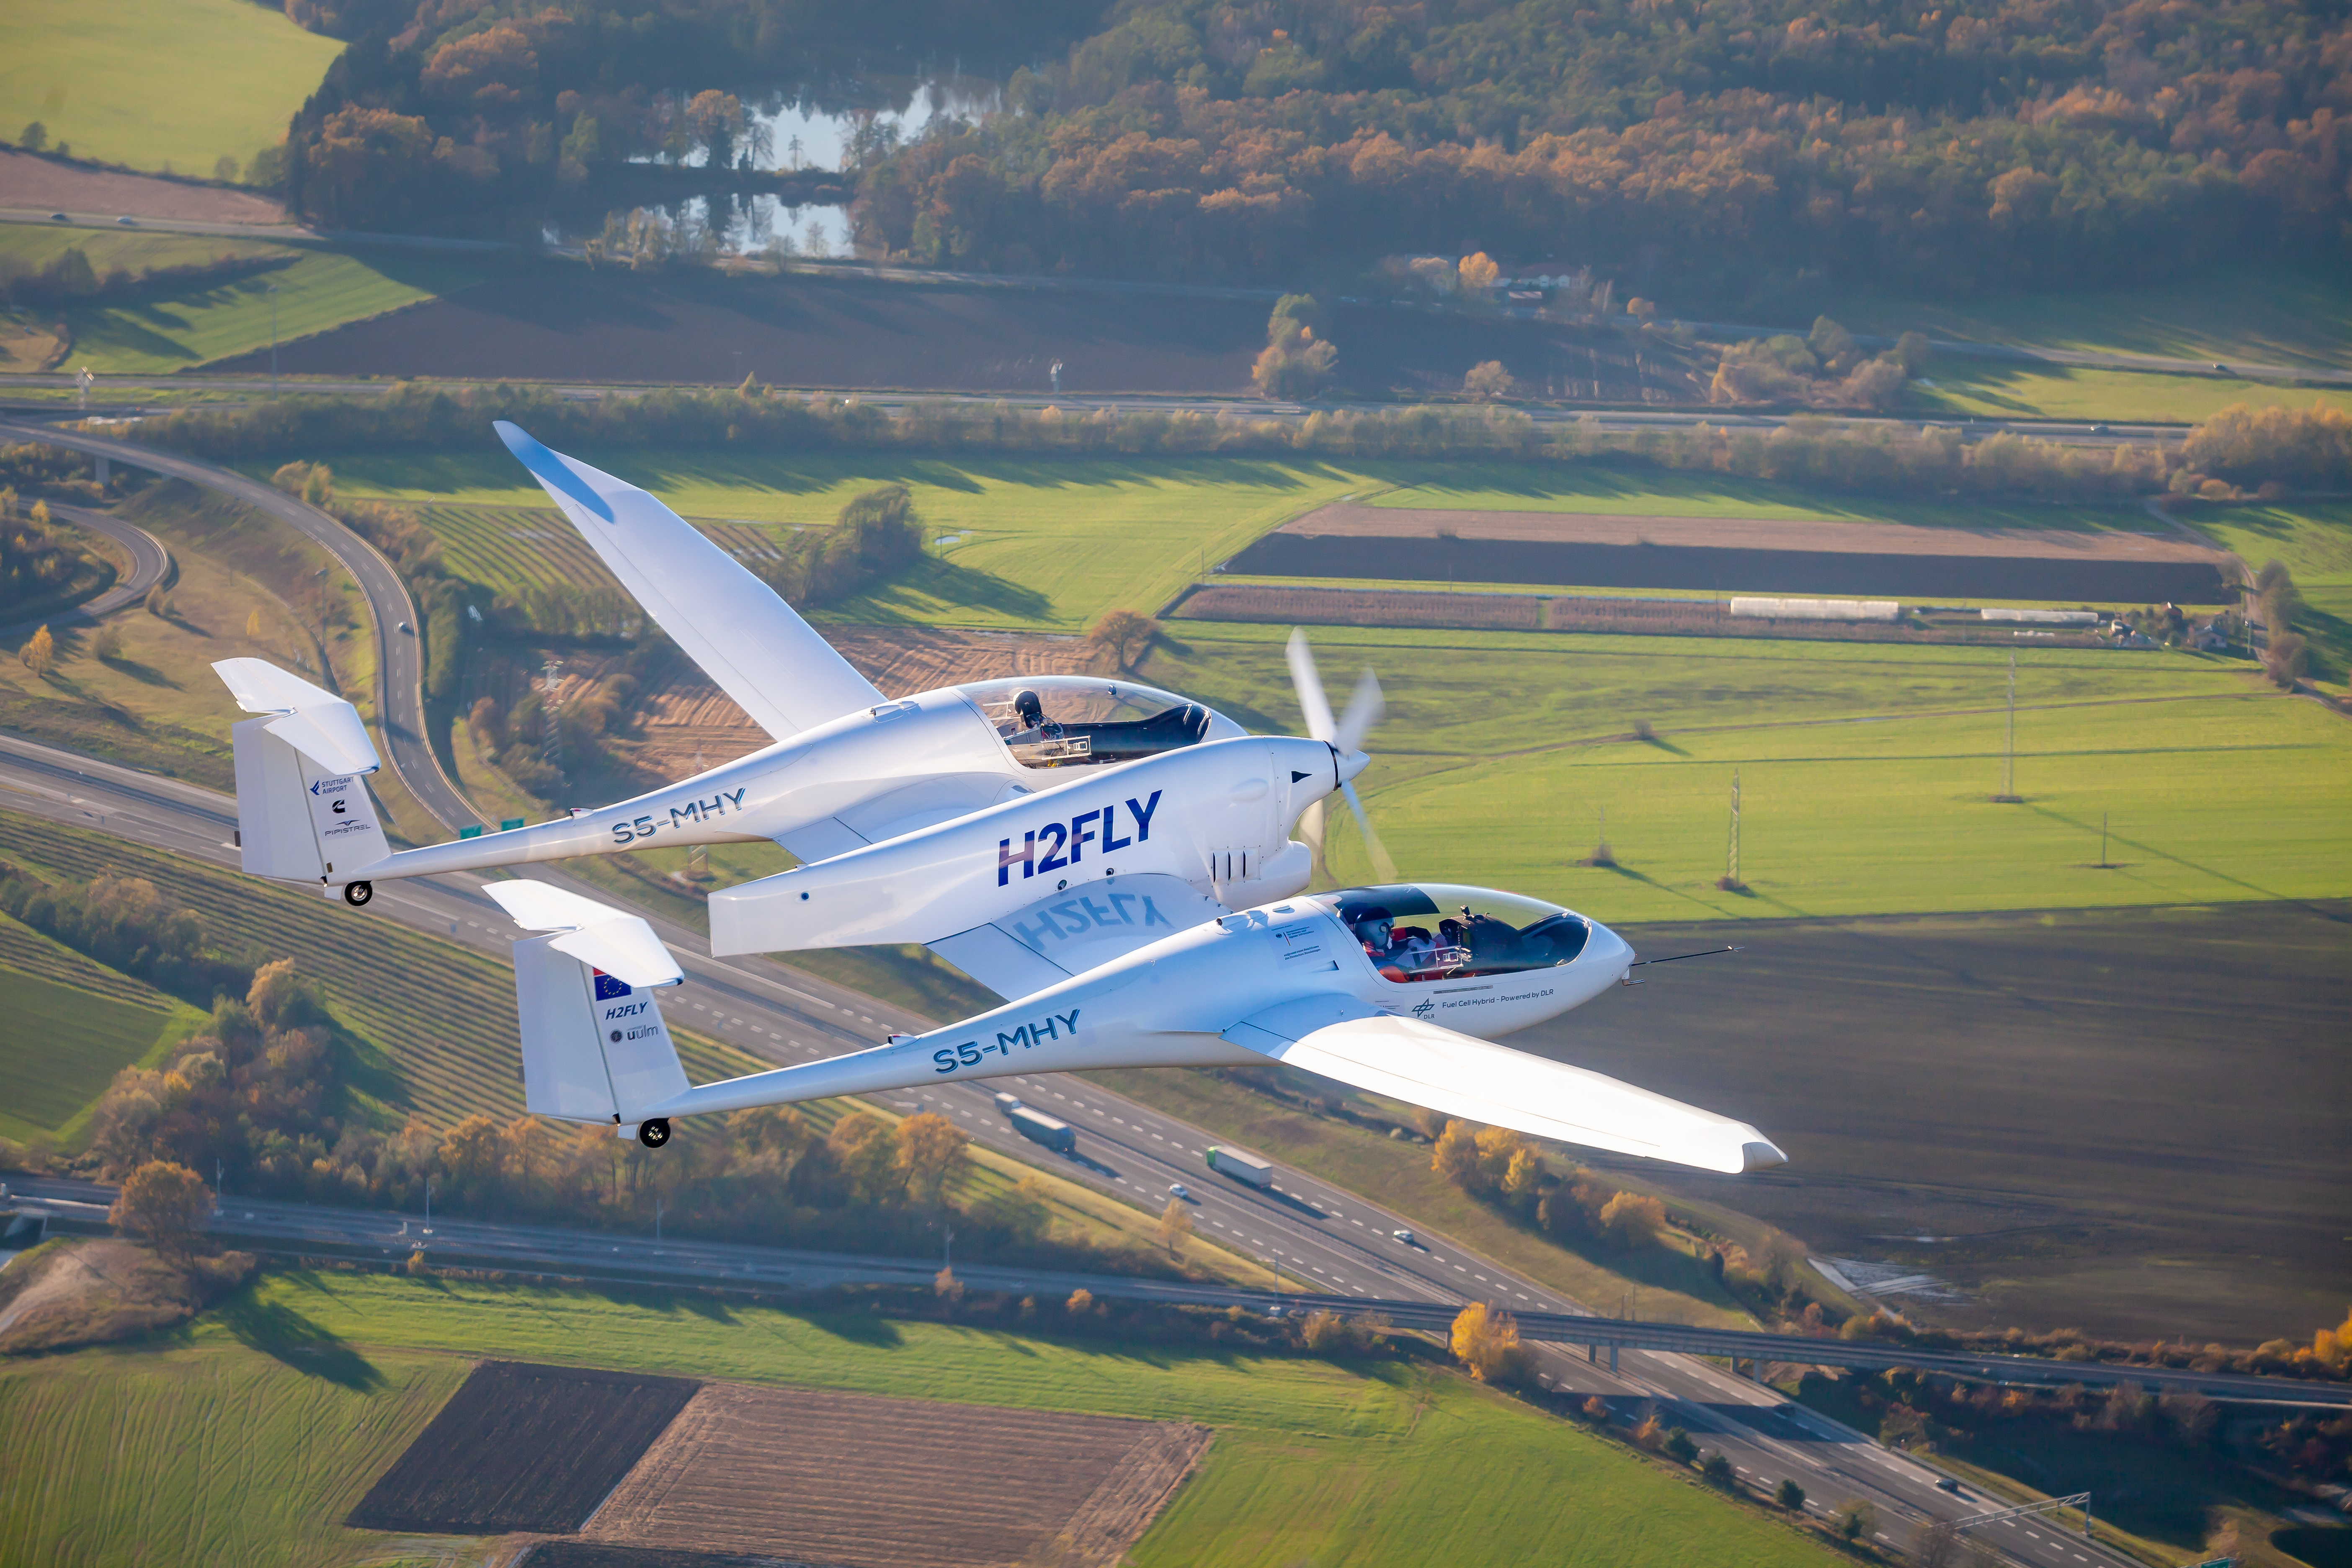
[343,880,374,908]
[637,1118,671,1149]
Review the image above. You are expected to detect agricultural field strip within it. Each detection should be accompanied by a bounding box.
[0,908,170,1005]
[1293,504,2213,559]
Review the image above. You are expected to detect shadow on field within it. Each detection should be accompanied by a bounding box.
[219,1289,383,1390]
[804,1309,905,1348]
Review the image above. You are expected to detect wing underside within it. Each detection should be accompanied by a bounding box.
[494,422,884,740]
[1225,1000,1785,1175]
[926,873,1224,1000]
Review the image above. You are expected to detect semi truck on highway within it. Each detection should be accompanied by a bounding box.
[1204,1145,1274,1189]
[994,1094,1076,1155]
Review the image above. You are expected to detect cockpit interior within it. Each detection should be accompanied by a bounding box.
[1323,884,1591,983]
[958,676,1242,770]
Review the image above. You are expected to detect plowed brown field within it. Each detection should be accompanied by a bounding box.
[582,1382,1210,1568]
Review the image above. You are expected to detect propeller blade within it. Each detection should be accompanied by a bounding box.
[1285,628,1336,744]
[1339,780,1398,884]
[1333,665,1385,758]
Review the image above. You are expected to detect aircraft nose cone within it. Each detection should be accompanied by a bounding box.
[1587,919,1635,973]
[1337,748,1371,784]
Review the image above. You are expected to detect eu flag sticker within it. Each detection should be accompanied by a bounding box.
[593,970,632,1000]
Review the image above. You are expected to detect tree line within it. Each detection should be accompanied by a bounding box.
[849,0,2347,301]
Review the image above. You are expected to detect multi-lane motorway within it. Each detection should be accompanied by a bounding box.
[0,730,2152,1568]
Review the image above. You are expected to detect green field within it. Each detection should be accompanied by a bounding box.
[48,242,493,376]
[0,940,195,1144]
[0,0,342,175]
[2182,500,2352,686]
[1137,623,2352,923]
[319,448,1376,630]
[0,1270,1840,1568]
[1839,266,2352,373]
[1907,363,2352,425]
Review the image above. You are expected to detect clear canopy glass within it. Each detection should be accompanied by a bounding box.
[1316,883,1592,981]
[952,675,1243,770]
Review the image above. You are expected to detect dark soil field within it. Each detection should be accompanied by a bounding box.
[1227,529,2236,602]
[582,1381,1211,1568]
[207,266,1704,400]
[1522,901,2352,1344]
[346,1361,699,1534]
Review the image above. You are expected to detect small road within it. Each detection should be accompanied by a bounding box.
[0,500,170,640]
[0,418,478,836]
[0,730,2147,1568]
[0,207,513,253]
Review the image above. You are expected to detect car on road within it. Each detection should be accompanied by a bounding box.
[1392,1228,1417,1246]
[2091,423,2111,434]
[48,212,67,222]
[115,216,136,227]
[1934,1477,1964,1495]
[2213,362,2228,372]
[397,621,412,633]
[1167,1182,1191,1202]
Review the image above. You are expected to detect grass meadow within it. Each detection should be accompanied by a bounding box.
[0,1269,1840,1568]
[1837,265,2352,373]
[1141,622,2352,922]
[0,0,341,175]
[2183,499,2352,686]
[1906,364,2352,425]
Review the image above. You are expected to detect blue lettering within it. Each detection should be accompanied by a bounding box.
[1127,790,1163,842]
[726,788,745,811]
[1036,822,1069,874]
[1068,809,1099,864]
[998,834,1037,888]
[669,803,701,828]
[1102,802,1132,853]
[1031,1015,1060,1042]
[1143,897,1172,928]
[1009,911,1063,949]
[1056,1009,1081,1035]
[612,823,635,845]
[635,815,656,838]
[1079,895,1117,928]
[997,1026,1031,1051]
[932,1049,957,1074]
[701,794,725,818]
[956,1041,983,1066]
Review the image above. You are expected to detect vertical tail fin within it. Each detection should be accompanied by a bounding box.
[489,881,688,1125]
[214,658,385,883]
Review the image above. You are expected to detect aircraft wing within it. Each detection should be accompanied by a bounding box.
[493,422,885,740]
[927,873,1225,1001]
[1223,999,1786,1175]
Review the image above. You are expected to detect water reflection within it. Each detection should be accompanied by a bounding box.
[552,70,1001,261]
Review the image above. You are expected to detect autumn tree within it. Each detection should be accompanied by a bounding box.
[1066,1287,1095,1313]
[825,1113,900,1204]
[1431,1119,1482,1189]
[109,1159,212,1261]
[1449,1302,1526,1384]
[1598,1190,1666,1248]
[1253,295,1337,398]
[895,1111,966,1205]
[1156,1196,1194,1255]
[1463,360,1516,400]
[1834,1499,1876,1541]
[18,623,53,677]
[1087,608,1160,671]
[1775,1478,1805,1510]
[1457,253,1498,293]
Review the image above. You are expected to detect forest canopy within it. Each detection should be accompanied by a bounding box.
[848,0,2352,302]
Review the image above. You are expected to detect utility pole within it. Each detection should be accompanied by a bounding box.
[654,1197,663,1248]
[423,1176,434,1236]
[1722,770,1742,890]
[541,657,565,784]
[2100,810,2110,869]
[266,283,280,395]
[1995,652,2021,802]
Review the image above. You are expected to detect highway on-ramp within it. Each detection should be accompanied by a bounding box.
[0,730,2144,1568]
[0,500,171,640]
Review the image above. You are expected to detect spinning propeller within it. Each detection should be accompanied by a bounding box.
[1286,628,1397,884]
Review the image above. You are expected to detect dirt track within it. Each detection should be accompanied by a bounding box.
[0,150,289,226]
[1285,502,2227,561]
[583,1381,1210,1567]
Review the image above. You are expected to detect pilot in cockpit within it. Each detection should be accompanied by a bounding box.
[1350,907,1396,959]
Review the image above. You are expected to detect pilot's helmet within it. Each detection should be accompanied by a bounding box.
[1350,904,1394,948]
[1012,689,1044,728]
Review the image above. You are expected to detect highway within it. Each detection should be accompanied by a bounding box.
[0,729,2153,1568]
[0,500,171,639]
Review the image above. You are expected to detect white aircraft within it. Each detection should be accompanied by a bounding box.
[212,423,1787,1175]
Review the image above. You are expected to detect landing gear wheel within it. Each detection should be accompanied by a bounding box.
[343,880,374,908]
[637,1118,671,1149]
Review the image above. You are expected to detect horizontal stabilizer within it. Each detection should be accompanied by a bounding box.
[1225,1005,1786,1176]
[212,658,379,776]
[485,880,682,988]
[493,423,884,740]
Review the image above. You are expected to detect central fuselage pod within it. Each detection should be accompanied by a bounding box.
[325,676,1251,887]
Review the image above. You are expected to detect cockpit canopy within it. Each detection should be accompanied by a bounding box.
[956,675,1246,771]
[1320,883,1591,980]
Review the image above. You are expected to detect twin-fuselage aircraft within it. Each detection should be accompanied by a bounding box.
[213,422,1784,1176]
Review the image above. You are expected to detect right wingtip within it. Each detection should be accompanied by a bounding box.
[1738,1137,1789,1174]
[492,421,614,522]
